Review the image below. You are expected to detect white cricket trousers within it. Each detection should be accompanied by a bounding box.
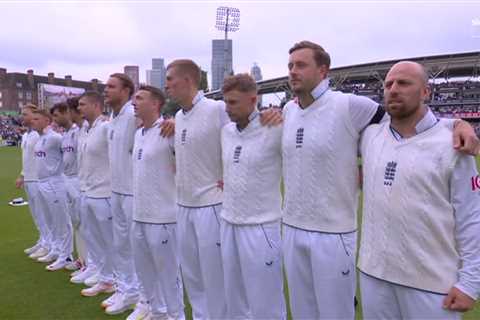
[64,175,86,262]
[111,192,139,298]
[132,222,184,319]
[177,204,227,320]
[36,176,73,260]
[78,192,100,269]
[83,197,114,283]
[24,181,50,249]
[283,224,357,320]
[360,272,461,319]
[221,219,286,320]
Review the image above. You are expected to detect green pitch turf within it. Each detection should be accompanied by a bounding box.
[0,146,479,319]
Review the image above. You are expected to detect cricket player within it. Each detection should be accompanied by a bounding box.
[220,74,285,319]
[17,104,50,259]
[78,91,115,297]
[281,40,480,319]
[50,102,84,270]
[166,59,281,319]
[68,97,101,284]
[166,59,229,319]
[101,73,142,316]
[359,61,480,319]
[132,85,184,320]
[30,109,73,271]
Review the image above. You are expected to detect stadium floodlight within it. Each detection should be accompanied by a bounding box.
[215,6,240,79]
[215,6,240,32]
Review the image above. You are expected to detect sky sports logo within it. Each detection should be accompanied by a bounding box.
[471,175,480,191]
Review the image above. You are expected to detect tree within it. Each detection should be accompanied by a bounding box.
[200,70,209,92]
[162,98,181,118]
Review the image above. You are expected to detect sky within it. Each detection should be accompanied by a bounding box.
[1,0,479,103]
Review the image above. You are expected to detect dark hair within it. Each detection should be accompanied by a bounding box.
[50,102,69,115]
[109,73,135,98]
[32,108,52,120]
[138,85,166,106]
[66,96,80,113]
[80,91,104,106]
[289,40,331,69]
[222,73,257,94]
[166,59,201,88]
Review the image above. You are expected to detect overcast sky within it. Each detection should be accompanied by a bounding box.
[1,0,479,92]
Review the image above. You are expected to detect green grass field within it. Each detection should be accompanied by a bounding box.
[0,147,479,319]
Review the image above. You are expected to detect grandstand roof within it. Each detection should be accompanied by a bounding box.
[205,51,480,99]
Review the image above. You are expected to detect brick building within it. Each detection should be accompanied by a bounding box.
[0,68,105,113]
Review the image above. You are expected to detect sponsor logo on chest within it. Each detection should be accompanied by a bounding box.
[35,150,47,158]
[61,146,75,153]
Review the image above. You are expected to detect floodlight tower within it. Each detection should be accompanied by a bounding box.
[215,6,240,79]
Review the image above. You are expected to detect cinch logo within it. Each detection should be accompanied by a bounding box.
[296,128,304,149]
[35,151,46,158]
[181,129,187,145]
[61,146,74,153]
[471,175,480,191]
[233,145,242,163]
[384,161,397,186]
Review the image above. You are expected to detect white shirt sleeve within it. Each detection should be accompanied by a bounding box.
[450,154,480,300]
[168,135,175,156]
[348,94,382,133]
[218,101,230,128]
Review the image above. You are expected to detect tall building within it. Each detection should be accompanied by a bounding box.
[146,58,166,90]
[211,39,233,91]
[124,65,140,91]
[250,62,262,82]
[250,62,263,107]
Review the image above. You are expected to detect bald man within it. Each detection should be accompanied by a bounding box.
[358,61,480,319]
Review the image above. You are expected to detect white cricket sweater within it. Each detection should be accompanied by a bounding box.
[108,101,136,195]
[34,128,64,180]
[77,121,89,192]
[83,116,111,198]
[359,120,467,294]
[62,124,79,177]
[132,118,177,224]
[21,130,40,182]
[282,90,360,233]
[221,115,283,225]
[174,92,229,207]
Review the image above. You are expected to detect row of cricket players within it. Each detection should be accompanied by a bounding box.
[18,41,480,320]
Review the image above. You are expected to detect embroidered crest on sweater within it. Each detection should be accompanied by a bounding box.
[384,161,397,186]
